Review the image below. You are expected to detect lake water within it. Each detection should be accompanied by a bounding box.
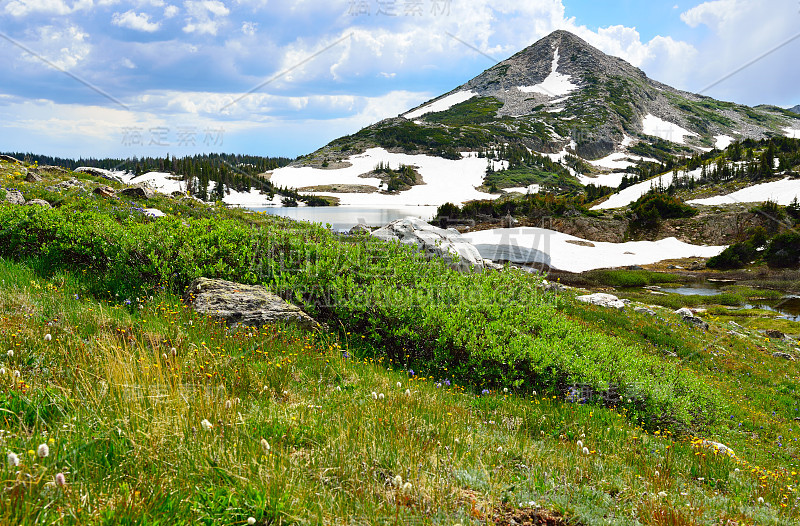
[250,206,438,231]
[661,283,800,321]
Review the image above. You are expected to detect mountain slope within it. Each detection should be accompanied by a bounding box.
[310,30,800,163]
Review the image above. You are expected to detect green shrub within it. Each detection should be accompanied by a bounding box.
[629,191,697,229]
[764,231,800,268]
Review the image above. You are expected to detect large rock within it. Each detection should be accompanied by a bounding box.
[119,185,155,199]
[93,185,115,197]
[25,172,42,183]
[3,190,25,205]
[576,293,626,309]
[0,155,22,164]
[185,278,320,330]
[25,199,51,209]
[371,217,485,272]
[74,166,122,182]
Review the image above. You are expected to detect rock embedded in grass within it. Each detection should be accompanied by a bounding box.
[3,190,25,205]
[185,277,321,330]
[576,292,626,309]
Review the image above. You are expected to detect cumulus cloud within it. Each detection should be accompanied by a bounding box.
[112,10,161,32]
[183,0,230,35]
[164,4,179,17]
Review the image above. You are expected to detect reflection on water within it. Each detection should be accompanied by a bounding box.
[250,206,438,231]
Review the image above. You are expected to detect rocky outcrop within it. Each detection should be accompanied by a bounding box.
[185,277,320,330]
[0,155,22,164]
[25,172,42,183]
[119,186,155,199]
[371,217,485,272]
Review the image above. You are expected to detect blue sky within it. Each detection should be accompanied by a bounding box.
[0,0,798,159]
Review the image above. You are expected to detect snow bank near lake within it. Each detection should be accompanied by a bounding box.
[642,115,697,144]
[269,148,501,207]
[404,91,477,119]
[688,177,800,206]
[463,227,724,273]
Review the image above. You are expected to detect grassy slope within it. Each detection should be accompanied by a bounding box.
[1,160,800,523]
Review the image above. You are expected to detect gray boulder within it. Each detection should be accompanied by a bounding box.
[773,352,795,361]
[25,172,42,183]
[3,190,25,205]
[93,185,115,197]
[185,277,320,330]
[349,223,371,235]
[766,329,785,340]
[634,306,657,316]
[25,199,51,208]
[576,293,626,309]
[675,308,709,330]
[371,217,484,272]
[119,185,155,199]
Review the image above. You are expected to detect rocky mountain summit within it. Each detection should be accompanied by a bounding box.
[314,30,800,162]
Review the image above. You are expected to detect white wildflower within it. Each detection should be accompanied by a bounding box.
[396,382,402,388]
[225,400,232,410]
[503,387,508,393]
[44,333,52,341]
[401,481,412,494]
[7,350,13,358]
[247,518,256,525]
[37,443,49,458]
[201,419,213,431]
[393,474,403,487]
[404,389,411,397]
[758,497,764,504]
[654,470,660,477]
[576,440,583,449]
[582,447,590,455]
[55,472,66,486]
[371,392,378,400]
[378,393,384,400]
[7,452,19,466]
[260,438,270,451]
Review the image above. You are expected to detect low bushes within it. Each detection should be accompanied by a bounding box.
[0,202,723,430]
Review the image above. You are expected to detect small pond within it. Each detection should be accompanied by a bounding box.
[658,282,800,321]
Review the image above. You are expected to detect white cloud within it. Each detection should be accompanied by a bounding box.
[112,10,161,32]
[680,0,742,30]
[22,25,92,70]
[183,0,230,35]
[4,0,92,17]
[163,4,179,17]
[241,21,257,35]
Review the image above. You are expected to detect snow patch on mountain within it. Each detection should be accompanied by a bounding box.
[404,91,477,119]
[578,172,628,188]
[517,47,578,98]
[714,135,734,150]
[642,115,697,144]
[785,127,800,139]
[688,178,800,206]
[463,227,724,273]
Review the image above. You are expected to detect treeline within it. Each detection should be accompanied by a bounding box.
[436,192,596,224]
[1,151,332,206]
